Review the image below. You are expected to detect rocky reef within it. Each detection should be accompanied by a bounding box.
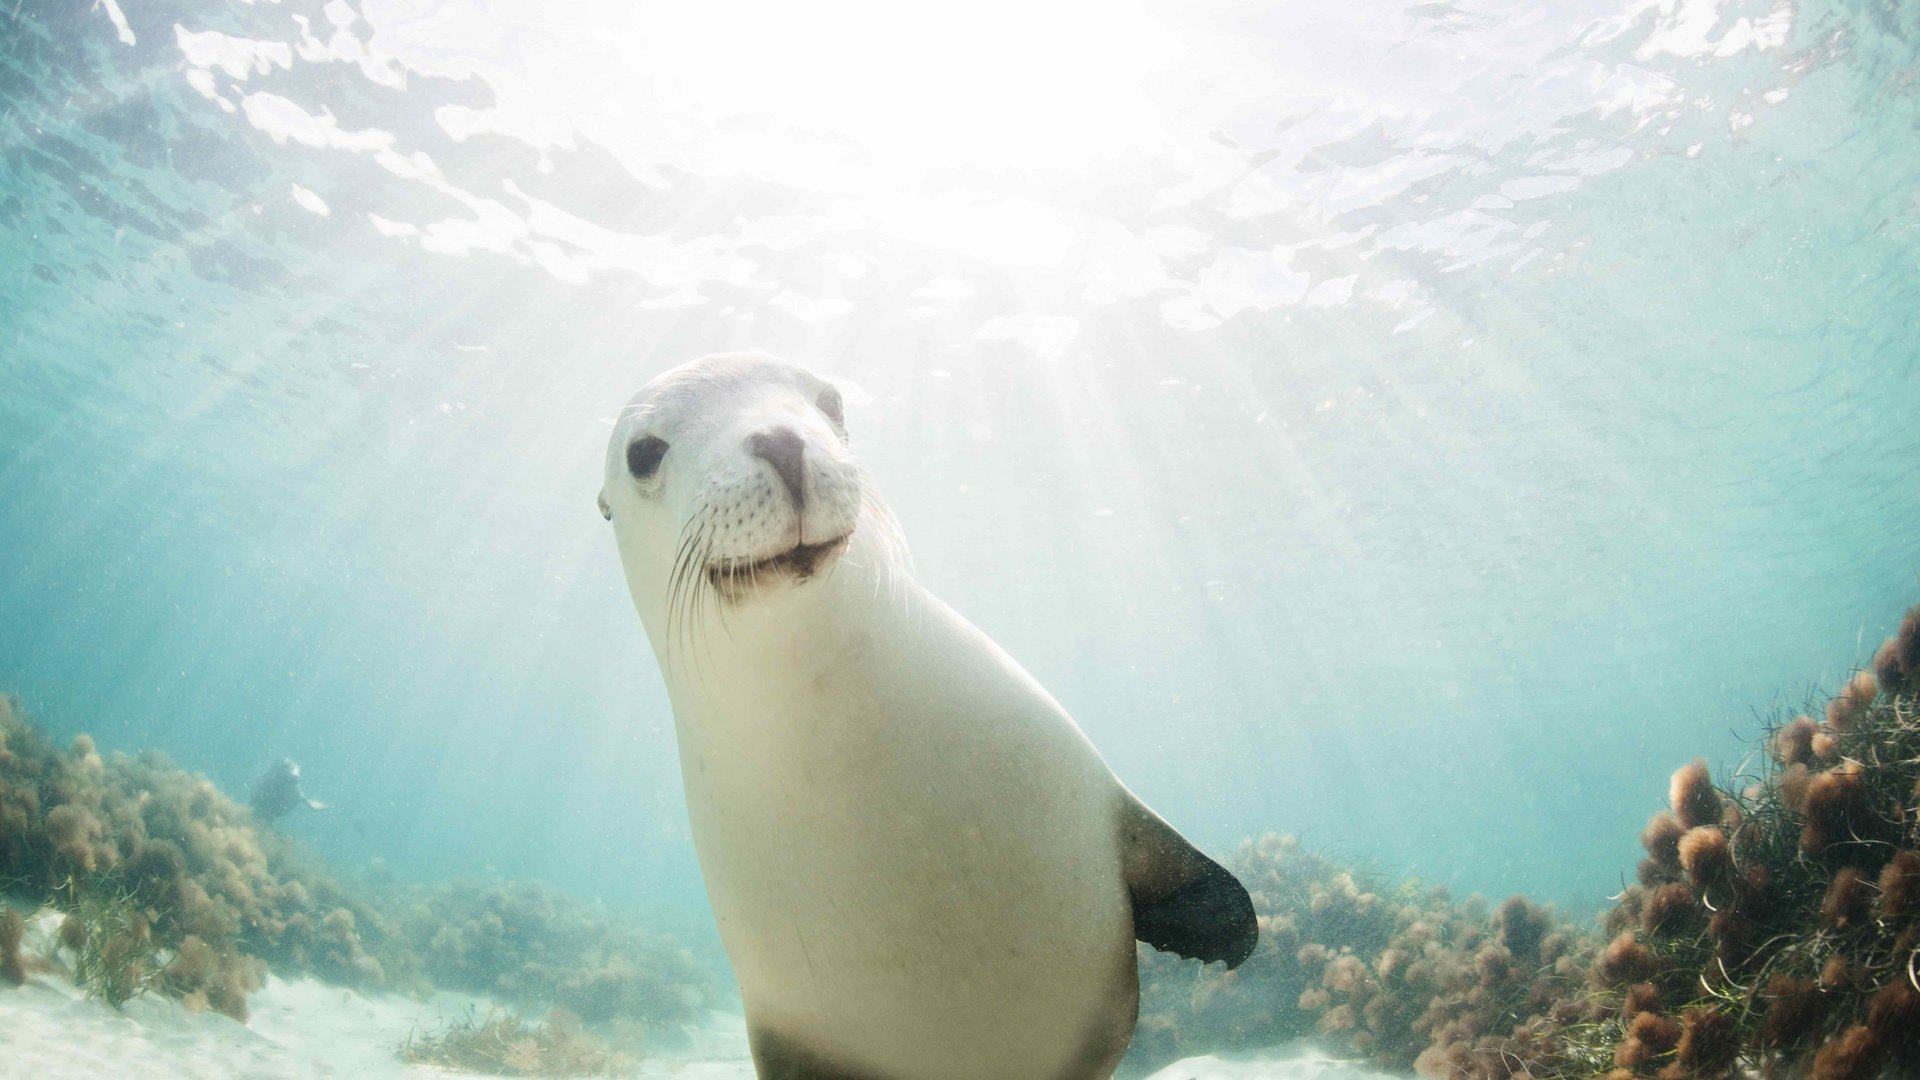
[395,876,708,1034]
[1137,602,1920,1080]
[8,599,1920,1078]
[1584,603,1920,1080]
[1133,835,1597,1077]
[0,695,708,1039]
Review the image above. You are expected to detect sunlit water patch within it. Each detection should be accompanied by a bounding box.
[1,0,1917,962]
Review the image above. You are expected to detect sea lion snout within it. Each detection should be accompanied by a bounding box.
[696,421,861,599]
[700,414,860,560]
[749,425,808,512]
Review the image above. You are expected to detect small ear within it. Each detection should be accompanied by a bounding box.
[597,491,611,521]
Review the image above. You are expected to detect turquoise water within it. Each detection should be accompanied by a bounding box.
[1,0,1917,983]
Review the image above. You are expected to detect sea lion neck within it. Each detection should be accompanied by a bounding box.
[660,533,918,707]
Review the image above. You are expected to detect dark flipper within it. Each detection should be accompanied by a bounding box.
[1118,792,1258,969]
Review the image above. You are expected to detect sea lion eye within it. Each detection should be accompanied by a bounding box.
[627,435,669,481]
[816,385,844,427]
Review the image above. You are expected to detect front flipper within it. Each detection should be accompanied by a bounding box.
[1118,792,1258,969]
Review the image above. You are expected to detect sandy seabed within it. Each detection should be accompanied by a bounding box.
[1,917,1398,1080]
[0,973,1401,1080]
[0,969,756,1080]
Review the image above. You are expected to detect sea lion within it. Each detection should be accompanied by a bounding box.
[600,351,1256,1080]
[249,758,329,823]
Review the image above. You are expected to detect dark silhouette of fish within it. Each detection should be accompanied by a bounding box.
[249,758,330,822]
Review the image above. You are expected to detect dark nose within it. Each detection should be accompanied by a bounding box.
[749,426,807,511]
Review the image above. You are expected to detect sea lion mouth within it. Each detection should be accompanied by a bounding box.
[706,532,852,593]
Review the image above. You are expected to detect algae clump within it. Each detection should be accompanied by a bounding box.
[399,1006,633,1078]
[1136,599,1920,1080]
[0,691,710,1039]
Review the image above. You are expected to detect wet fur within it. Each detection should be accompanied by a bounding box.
[602,353,1251,1080]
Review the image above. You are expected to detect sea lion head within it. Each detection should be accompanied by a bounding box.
[601,351,891,648]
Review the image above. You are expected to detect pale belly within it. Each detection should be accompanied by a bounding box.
[675,675,1138,1079]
